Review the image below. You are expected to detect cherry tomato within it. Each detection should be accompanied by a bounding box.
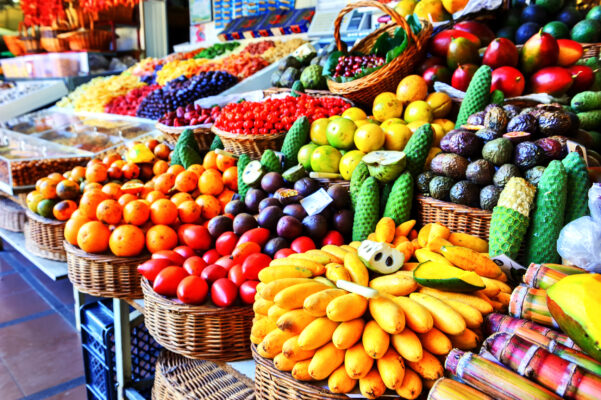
[231,241,261,264]
[137,259,170,282]
[211,278,238,307]
[177,224,195,244]
[242,253,272,281]
[238,228,270,247]
[201,264,227,284]
[152,250,185,266]
[321,231,345,246]
[291,236,316,253]
[202,249,221,265]
[215,255,235,271]
[228,264,245,287]
[239,280,259,305]
[215,231,239,256]
[177,276,208,305]
[274,248,296,259]
[183,256,207,276]
[182,225,212,251]
[153,266,188,297]
[173,245,196,260]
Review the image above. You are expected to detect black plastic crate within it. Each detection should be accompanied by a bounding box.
[80,300,162,400]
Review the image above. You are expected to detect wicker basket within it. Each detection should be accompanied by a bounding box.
[18,23,41,54]
[326,1,432,107]
[59,19,112,51]
[142,278,253,361]
[156,123,215,150]
[253,345,348,400]
[24,210,66,261]
[3,35,25,56]
[582,43,601,61]
[211,125,286,160]
[152,350,255,400]
[0,198,26,232]
[65,242,148,298]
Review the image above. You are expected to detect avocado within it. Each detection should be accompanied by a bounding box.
[429,176,456,201]
[503,104,522,120]
[516,22,542,44]
[448,131,483,157]
[493,163,522,187]
[483,106,509,133]
[271,70,283,87]
[497,26,517,41]
[278,56,302,72]
[521,5,548,24]
[430,153,470,180]
[467,111,485,126]
[280,67,301,88]
[482,138,514,166]
[535,0,564,14]
[416,171,436,194]
[566,112,580,136]
[466,159,495,185]
[557,7,582,27]
[571,20,601,43]
[525,166,546,186]
[476,128,503,142]
[440,129,465,153]
[505,8,522,28]
[538,111,572,137]
[587,6,601,22]
[480,185,503,210]
[514,141,544,170]
[450,181,480,207]
[507,113,538,135]
[543,21,570,39]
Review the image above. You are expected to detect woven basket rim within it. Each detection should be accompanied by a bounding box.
[25,209,66,226]
[211,125,287,140]
[63,240,150,263]
[142,277,252,315]
[155,122,213,134]
[416,194,492,217]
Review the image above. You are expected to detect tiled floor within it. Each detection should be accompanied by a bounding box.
[0,244,86,400]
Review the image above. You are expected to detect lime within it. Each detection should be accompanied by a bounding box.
[339,150,365,180]
[354,123,386,153]
[372,92,404,122]
[342,107,368,122]
[310,118,330,145]
[37,199,57,218]
[310,146,342,173]
[404,101,433,123]
[326,118,357,150]
[383,123,413,151]
[26,191,44,213]
[587,6,601,22]
[298,143,319,170]
[543,21,570,39]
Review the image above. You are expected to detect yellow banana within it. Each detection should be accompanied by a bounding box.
[251,317,277,341]
[377,347,406,390]
[391,329,423,363]
[340,245,357,253]
[281,335,316,362]
[414,248,454,266]
[297,317,339,350]
[326,293,368,322]
[348,241,362,250]
[369,296,405,334]
[328,365,357,394]
[325,263,351,283]
[363,320,390,359]
[308,342,345,381]
[405,349,443,380]
[368,272,418,296]
[392,296,434,333]
[307,249,343,264]
[291,360,313,381]
[267,304,288,322]
[258,265,313,283]
[409,293,466,335]
[375,217,396,243]
[288,252,331,265]
[276,309,316,335]
[253,298,273,315]
[269,257,326,276]
[258,328,295,358]
[448,232,489,253]
[345,342,374,379]
[321,245,350,261]
[273,353,296,371]
[344,252,369,286]
[332,318,365,350]
[418,286,493,314]
[274,282,328,310]
[303,288,346,317]
[417,328,452,356]
[395,368,422,400]
[442,298,483,329]
[359,368,387,399]
[260,278,313,301]
[449,328,480,350]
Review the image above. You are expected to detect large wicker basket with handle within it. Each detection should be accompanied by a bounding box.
[326,1,432,107]
[24,210,66,261]
[156,123,215,150]
[142,278,254,361]
[211,125,286,160]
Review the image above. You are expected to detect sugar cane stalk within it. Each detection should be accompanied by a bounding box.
[509,285,559,328]
[427,378,493,400]
[523,264,567,290]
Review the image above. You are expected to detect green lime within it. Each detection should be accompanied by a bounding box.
[37,199,56,218]
[310,145,342,173]
[586,6,601,22]
[297,143,319,171]
[571,19,601,43]
[325,118,357,150]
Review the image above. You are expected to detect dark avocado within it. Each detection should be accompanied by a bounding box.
[503,104,522,120]
[476,128,503,142]
[525,166,546,186]
[566,111,580,136]
[467,111,486,126]
[440,130,464,153]
[538,111,572,137]
[483,106,509,133]
[482,138,514,166]
[514,141,544,170]
[521,4,548,24]
[480,185,503,210]
[430,153,470,180]
[507,113,538,135]
[429,176,456,201]
[448,131,484,157]
[493,163,522,187]
[466,159,495,185]
[450,181,480,207]
[416,171,436,194]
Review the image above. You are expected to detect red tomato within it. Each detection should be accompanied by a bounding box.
[177,224,195,244]
[182,225,212,251]
[152,250,185,266]
[202,249,221,265]
[291,237,316,253]
[215,231,239,256]
[137,259,170,281]
[153,266,188,297]
[215,255,235,271]
[242,253,272,281]
[201,264,227,284]
[240,280,259,305]
[173,245,196,259]
[228,264,245,286]
[177,276,208,304]
[183,256,207,276]
[231,241,261,264]
[321,231,344,246]
[274,248,296,259]
[238,227,270,247]
[211,278,238,307]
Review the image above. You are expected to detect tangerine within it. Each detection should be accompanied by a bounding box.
[87,159,103,168]
[47,172,65,183]
[103,153,121,166]
[170,192,193,207]
[187,164,205,177]
[216,153,237,172]
[178,200,202,223]
[111,160,126,169]
[222,166,238,191]
[154,173,176,194]
[39,179,58,200]
[79,190,109,219]
[146,139,159,152]
[198,169,224,196]
[107,165,123,180]
[70,166,86,181]
[53,200,78,221]
[84,182,103,192]
[70,209,84,219]
[218,189,235,211]
[64,215,90,246]
[109,225,145,256]
[167,165,185,176]
[101,182,123,200]
[26,191,44,212]
[153,160,169,176]
[118,193,138,207]
[122,163,140,180]
[150,198,178,225]
[77,221,110,253]
[174,170,198,193]
[56,180,80,200]
[86,163,108,183]
[123,200,150,226]
[146,225,178,253]
[154,143,171,160]
[195,195,221,219]
[96,199,123,225]
[146,190,167,203]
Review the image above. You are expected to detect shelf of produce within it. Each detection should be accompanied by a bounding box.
[0,227,68,280]
[0,80,69,122]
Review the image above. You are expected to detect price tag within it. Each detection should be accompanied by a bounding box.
[491,254,527,284]
[300,188,333,216]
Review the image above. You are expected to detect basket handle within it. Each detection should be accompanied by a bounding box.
[333,1,421,53]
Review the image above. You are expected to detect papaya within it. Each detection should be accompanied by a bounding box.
[413,261,485,292]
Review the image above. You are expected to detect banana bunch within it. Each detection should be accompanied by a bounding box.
[251,237,508,399]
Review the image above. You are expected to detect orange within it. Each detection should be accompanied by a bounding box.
[70,209,84,219]
[122,163,140,180]
[111,160,126,169]
[103,153,121,167]
[86,163,108,183]
[84,182,103,192]
[87,159,104,168]
[187,164,205,177]
[146,139,159,152]
[77,221,110,253]
[218,189,235,211]
[101,182,123,200]
[153,160,169,176]
[174,170,198,193]
[53,200,78,221]
[195,195,221,219]
[70,166,86,181]
[35,177,47,192]
[222,166,238,191]
[64,215,90,246]
[178,200,202,224]
[39,179,58,200]
[203,151,218,170]
[150,198,178,225]
[154,173,176,194]
[79,190,109,219]
[108,165,123,180]
[146,190,167,203]
[123,200,150,226]
[56,180,80,200]
[109,225,145,256]
[216,153,237,172]
[167,165,185,176]
[154,143,171,160]
[47,172,65,183]
[146,225,178,253]
[96,199,123,225]
[118,193,137,207]
[198,169,224,196]
[170,192,193,207]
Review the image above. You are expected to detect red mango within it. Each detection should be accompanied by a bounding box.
[520,32,559,75]
[451,64,478,92]
[568,65,594,94]
[530,67,573,97]
[423,65,452,89]
[483,38,519,69]
[492,66,525,98]
[454,21,495,46]
[430,29,481,58]
[557,39,584,67]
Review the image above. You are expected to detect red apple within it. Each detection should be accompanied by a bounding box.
[423,65,452,90]
[454,21,495,46]
[483,38,519,69]
[430,29,481,58]
[530,66,573,97]
[491,66,526,98]
[451,64,478,91]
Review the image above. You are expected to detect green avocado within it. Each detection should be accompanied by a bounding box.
[571,20,601,43]
[429,176,455,201]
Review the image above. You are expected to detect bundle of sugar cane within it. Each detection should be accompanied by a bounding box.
[484,332,601,399]
[509,285,559,328]
[485,313,577,349]
[445,349,561,400]
[540,263,586,275]
[427,378,493,400]
[523,264,568,290]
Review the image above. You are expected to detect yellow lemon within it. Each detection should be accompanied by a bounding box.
[372,92,404,122]
[425,147,442,169]
[339,150,366,180]
[380,118,406,131]
[26,191,45,213]
[431,123,446,147]
[396,75,429,103]
[310,118,330,145]
[407,120,430,133]
[433,118,455,133]
[414,0,450,22]
[310,145,342,173]
[426,92,453,118]
[383,123,413,151]
[329,115,343,120]
[442,0,469,14]
[342,107,368,122]
[355,119,370,127]
[354,123,385,153]
[404,101,433,123]
[395,0,418,16]
[366,117,381,125]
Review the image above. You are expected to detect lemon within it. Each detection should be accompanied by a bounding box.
[310,118,330,145]
[354,123,385,153]
[298,143,319,170]
[326,118,357,150]
[426,92,452,118]
[404,101,433,123]
[431,123,446,147]
[26,191,45,213]
[425,147,442,169]
[414,0,450,22]
[342,107,368,122]
[366,117,381,125]
[372,92,404,122]
[380,118,405,131]
[433,118,455,133]
[396,75,429,103]
[383,123,413,151]
[311,145,342,173]
[395,0,418,16]
[355,119,370,127]
[407,120,429,133]
[329,115,343,120]
[339,150,366,180]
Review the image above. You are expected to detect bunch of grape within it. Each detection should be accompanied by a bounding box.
[333,55,385,78]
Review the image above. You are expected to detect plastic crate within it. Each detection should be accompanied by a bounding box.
[80,300,162,400]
